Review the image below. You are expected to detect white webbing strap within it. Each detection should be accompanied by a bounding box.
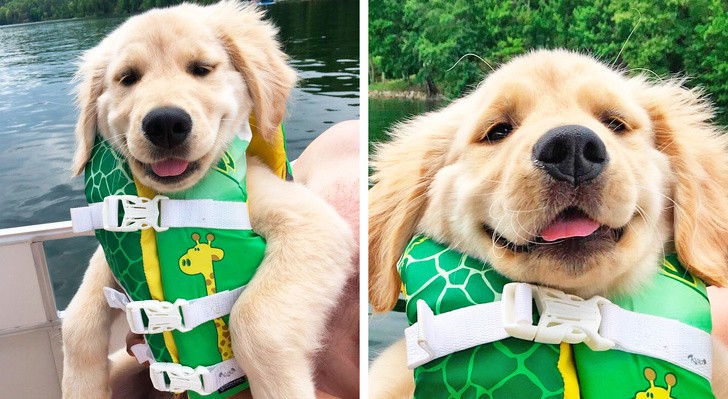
[404,282,712,381]
[160,199,251,230]
[150,357,246,395]
[404,299,509,368]
[600,301,712,380]
[105,286,132,309]
[103,286,245,334]
[71,202,105,232]
[70,196,251,233]
[130,343,156,365]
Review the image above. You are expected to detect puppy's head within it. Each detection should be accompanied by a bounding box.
[72,1,296,192]
[370,50,728,311]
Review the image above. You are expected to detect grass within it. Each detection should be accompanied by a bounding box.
[369,78,422,92]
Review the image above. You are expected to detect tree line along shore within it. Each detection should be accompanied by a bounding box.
[0,0,222,25]
[370,0,728,126]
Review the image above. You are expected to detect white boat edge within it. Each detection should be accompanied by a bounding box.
[0,221,128,398]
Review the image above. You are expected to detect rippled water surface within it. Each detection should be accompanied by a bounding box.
[0,0,358,309]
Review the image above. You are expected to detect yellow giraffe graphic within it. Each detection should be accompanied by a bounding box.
[179,233,232,360]
[632,367,677,399]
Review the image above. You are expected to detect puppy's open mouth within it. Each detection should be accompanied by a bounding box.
[483,207,625,253]
[151,159,190,177]
[141,158,199,183]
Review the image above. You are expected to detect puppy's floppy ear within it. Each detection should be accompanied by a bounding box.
[71,47,107,176]
[205,1,297,142]
[635,78,728,287]
[369,103,462,312]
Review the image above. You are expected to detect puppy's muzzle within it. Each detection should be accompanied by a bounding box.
[532,125,608,185]
[142,107,192,150]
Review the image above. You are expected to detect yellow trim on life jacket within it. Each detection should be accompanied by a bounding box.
[558,342,580,399]
[135,181,180,363]
[247,115,288,179]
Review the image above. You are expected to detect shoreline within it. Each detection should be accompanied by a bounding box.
[368,89,447,101]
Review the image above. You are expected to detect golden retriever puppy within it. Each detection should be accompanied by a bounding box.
[369,49,728,398]
[62,2,354,398]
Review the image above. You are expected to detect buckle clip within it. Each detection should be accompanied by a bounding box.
[150,363,215,395]
[502,282,615,351]
[126,299,191,334]
[102,195,169,232]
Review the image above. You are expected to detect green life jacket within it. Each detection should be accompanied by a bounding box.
[398,235,715,399]
[72,122,291,398]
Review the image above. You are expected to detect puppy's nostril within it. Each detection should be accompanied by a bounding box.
[142,107,192,149]
[172,122,187,134]
[540,140,569,164]
[584,140,606,163]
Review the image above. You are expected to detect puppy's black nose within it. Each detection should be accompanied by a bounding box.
[142,107,192,149]
[532,125,608,185]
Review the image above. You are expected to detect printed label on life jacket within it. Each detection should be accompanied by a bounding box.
[218,377,247,393]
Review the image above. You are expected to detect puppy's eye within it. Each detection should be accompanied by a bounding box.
[119,70,140,86]
[482,122,514,143]
[189,63,213,77]
[602,116,628,134]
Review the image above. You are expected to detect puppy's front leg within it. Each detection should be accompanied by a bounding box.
[230,160,355,399]
[62,247,115,399]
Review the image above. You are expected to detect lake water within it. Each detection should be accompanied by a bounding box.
[0,0,359,310]
[368,97,444,145]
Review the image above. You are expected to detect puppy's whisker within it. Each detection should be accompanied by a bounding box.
[633,204,667,262]
[656,138,678,154]
[612,9,642,68]
[476,178,505,185]
[629,68,663,81]
[632,183,686,219]
[501,204,549,215]
[447,53,495,73]
[490,217,510,259]
[486,197,500,220]
[502,208,542,243]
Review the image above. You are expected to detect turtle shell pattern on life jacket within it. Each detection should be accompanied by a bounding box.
[84,126,288,398]
[398,235,715,399]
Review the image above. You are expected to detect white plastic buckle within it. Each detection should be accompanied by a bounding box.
[126,299,191,334]
[150,362,215,395]
[502,282,615,351]
[102,195,169,232]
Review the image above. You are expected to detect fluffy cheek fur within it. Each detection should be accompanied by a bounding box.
[419,115,675,298]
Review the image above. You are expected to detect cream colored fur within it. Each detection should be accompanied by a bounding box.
[62,2,354,398]
[368,340,413,399]
[369,50,728,397]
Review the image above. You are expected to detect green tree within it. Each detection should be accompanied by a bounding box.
[370,0,728,124]
[688,0,728,108]
[369,0,418,85]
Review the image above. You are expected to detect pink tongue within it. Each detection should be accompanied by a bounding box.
[151,159,189,177]
[540,217,600,242]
